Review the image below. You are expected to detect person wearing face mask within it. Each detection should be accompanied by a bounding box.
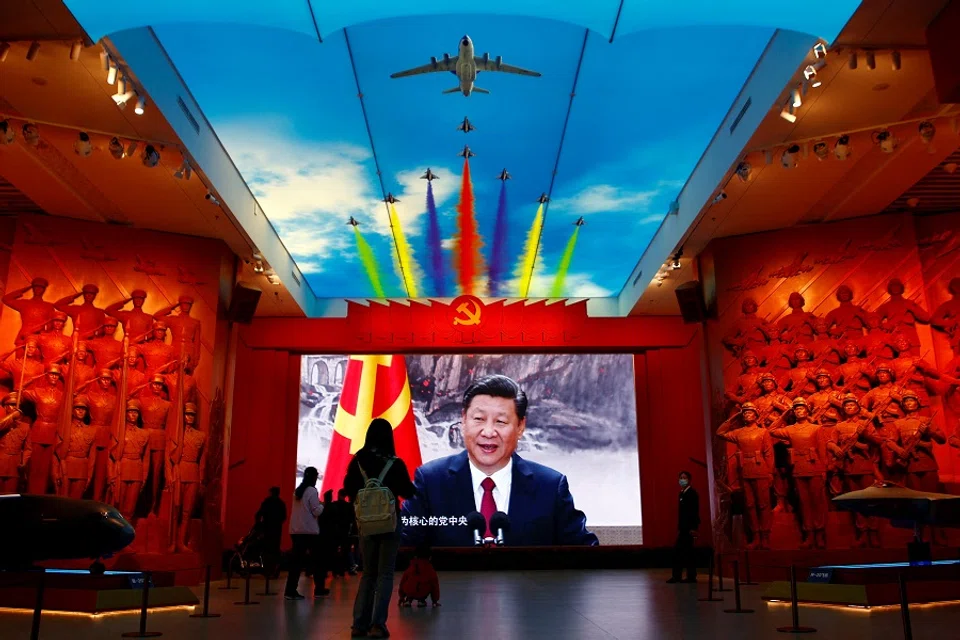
[667,470,700,584]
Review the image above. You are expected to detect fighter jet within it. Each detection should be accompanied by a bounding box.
[347,216,360,227]
[390,35,541,96]
[0,494,134,571]
[497,169,512,181]
[383,193,400,204]
[421,168,439,181]
[574,217,585,226]
[537,193,550,204]
[457,146,476,158]
[457,116,476,133]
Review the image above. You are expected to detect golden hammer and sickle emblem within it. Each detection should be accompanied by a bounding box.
[453,297,482,326]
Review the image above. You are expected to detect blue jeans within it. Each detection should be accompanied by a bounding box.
[352,532,400,630]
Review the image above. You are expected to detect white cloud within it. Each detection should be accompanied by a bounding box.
[503,271,614,299]
[550,184,661,215]
[390,166,459,237]
[440,238,456,250]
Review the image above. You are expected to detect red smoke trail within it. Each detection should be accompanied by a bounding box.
[454,158,485,294]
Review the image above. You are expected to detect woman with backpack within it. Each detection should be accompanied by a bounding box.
[343,418,415,638]
[284,467,329,600]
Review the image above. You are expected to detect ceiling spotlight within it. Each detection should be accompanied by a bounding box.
[174,160,192,180]
[813,42,827,59]
[670,249,683,270]
[26,41,40,62]
[919,121,935,145]
[711,191,727,205]
[126,141,138,157]
[70,41,83,61]
[134,95,145,116]
[22,123,39,146]
[0,42,10,63]
[791,87,802,108]
[112,90,135,108]
[205,191,220,206]
[267,274,281,286]
[813,141,829,160]
[781,144,800,169]
[865,51,876,70]
[848,52,858,70]
[116,75,127,95]
[108,137,125,160]
[780,103,797,123]
[834,135,851,160]
[804,60,826,87]
[74,132,92,157]
[735,161,752,183]
[891,50,901,71]
[142,144,160,168]
[874,129,897,154]
[0,121,14,145]
[253,260,265,274]
[107,59,118,85]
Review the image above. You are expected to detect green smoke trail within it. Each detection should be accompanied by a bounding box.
[549,226,581,298]
[353,226,385,297]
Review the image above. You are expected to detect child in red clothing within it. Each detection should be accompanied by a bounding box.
[398,545,440,608]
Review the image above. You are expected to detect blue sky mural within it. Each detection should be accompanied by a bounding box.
[84,3,863,300]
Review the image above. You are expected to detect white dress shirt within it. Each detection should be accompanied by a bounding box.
[469,458,513,514]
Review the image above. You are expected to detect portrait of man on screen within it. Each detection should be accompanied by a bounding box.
[400,374,599,547]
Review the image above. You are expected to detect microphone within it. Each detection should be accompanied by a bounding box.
[465,511,486,546]
[489,511,510,546]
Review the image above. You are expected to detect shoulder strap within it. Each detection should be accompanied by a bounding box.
[358,463,369,484]
[376,457,396,483]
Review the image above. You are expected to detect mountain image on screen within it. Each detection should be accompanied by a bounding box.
[297,353,641,537]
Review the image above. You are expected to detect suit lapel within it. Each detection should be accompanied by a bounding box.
[508,454,536,518]
[448,451,475,514]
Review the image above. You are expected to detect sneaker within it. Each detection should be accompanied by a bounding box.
[314,588,331,598]
[368,626,390,638]
[350,628,368,638]
[284,592,305,600]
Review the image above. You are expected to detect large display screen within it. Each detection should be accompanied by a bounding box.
[296,354,641,546]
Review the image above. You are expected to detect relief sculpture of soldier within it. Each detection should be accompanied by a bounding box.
[722,298,778,360]
[81,369,119,503]
[106,290,154,344]
[168,402,206,552]
[753,373,793,513]
[716,402,773,549]
[113,399,150,520]
[828,394,882,547]
[140,322,175,378]
[776,292,818,347]
[0,336,44,394]
[2,277,55,344]
[154,295,202,368]
[836,340,874,399]
[861,364,905,481]
[55,395,96,500]
[38,312,71,365]
[724,351,764,415]
[860,313,897,361]
[824,285,870,341]
[55,284,106,338]
[889,334,959,409]
[21,364,64,494]
[0,392,32,494]
[931,277,960,356]
[140,374,171,516]
[87,317,124,370]
[890,390,946,492]
[874,279,930,355]
[778,345,821,398]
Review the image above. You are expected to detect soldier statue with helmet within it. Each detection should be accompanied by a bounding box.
[716,402,774,548]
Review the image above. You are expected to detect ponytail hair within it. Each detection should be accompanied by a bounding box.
[295,467,319,500]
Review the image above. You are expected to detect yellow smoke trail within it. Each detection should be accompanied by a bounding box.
[516,203,544,297]
[352,226,385,297]
[388,202,421,297]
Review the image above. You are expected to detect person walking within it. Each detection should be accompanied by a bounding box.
[255,487,286,578]
[284,467,329,600]
[344,419,415,638]
[667,470,701,583]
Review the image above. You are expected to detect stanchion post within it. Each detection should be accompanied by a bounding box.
[899,574,913,640]
[30,569,44,640]
[716,551,731,592]
[190,565,221,619]
[698,550,723,602]
[219,562,238,590]
[122,572,162,637]
[723,560,755,614]
[234,571,260,606]
[257,572,275,597]
[776,565,816,634]
[742,549,758,586]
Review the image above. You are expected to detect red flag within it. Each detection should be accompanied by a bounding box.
[321,355,422,496]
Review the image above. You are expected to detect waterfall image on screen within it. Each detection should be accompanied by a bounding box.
[296,353,641,545]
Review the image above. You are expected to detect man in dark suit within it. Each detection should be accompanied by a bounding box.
[668,470,700,583]
[401,375,598,547]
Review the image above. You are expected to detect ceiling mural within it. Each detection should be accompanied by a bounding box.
[66,2,863,300]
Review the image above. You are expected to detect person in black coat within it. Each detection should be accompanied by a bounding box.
[668,470,701,583]
[255,487,286,576]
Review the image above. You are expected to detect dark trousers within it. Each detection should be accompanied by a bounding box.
[285,534,322,595]
[353,532,401,631]
[671,532,697,580]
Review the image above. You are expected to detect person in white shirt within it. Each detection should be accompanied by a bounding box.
[284,466,329,600]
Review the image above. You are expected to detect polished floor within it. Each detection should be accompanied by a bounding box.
[2,569,956,639]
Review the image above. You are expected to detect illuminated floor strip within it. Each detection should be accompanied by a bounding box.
[765,599,960,612]
[0,605,196,618]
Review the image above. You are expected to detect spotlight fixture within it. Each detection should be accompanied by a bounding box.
[142,144,160,168]
[26,41,40,62]
[891,50,901,71]
[670,249,683,270]
[108,137,125,160]
[134,95,145,116]
[70,41,83,61]
[813,141,829,161]
[106,59,118,85]
[174,160,192,180]
[74,132,93,157]
[126,141,139,157]
[0,120,14,145]
[22,123,39,146]
[813,42,827,59]
[735,161,752,183]
[780,103,797,123]
[919,121,935,145]
[764,150,774,165]
[874,129,897,154]
[253,260,265,274]
[267,274,281,286]
[116,75,127,95]
[781,144,800,169]
[205,191,220,206]
[848,52,858,70]
[112,90,135,108]
[791,87,802,108]
[865,50,876,70]
[0,42,10,63]
[711,191,727,205]
[804,60,826,88]
[834,135,851,160]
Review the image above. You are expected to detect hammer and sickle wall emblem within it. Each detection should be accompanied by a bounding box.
[451,295,483,326]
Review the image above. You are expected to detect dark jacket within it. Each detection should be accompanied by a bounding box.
[255,496,287,537]
[343,449,415,504]
[678,486,700,533]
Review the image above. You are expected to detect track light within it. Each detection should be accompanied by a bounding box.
[848,52,857,70]
[834,135,851,160]
[253,260,265,274]
[126,141,138,157]
[26,41,40,62]
[142,145,160,168]
[891,50,901,71]
[865,51,876,70]
[134,95,145,116]
[791,87,802,108]
[735,161,752,183]
[70,41,83,61]
[874,129,896,153]
[0,121,14,145]
[919,121,935,145]
[780,103,797,123]
[0,42,10,63]
[174,160,192,180]
[670,249,683,270]
[711,191,727,205]
[804,60,826,88]
[116,76,127,95]
[205,191,220,206]
[74,132,92,157]
[107,59,118,85]
[112,91,135,108]
[813,141,828,161]
[267,274,281,286]
[813,43,827,59]
[22,123,39,146]
[108,137,125,160]
[781,144,800,169]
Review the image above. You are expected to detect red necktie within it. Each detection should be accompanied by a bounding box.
[480,477,496,537]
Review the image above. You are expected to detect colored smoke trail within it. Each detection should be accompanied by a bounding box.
[488,180,509,296]
[515,203,544,297]
[352,226,385,297]
[425,181,446,297]
[453,159,485,294]
[388,203,421,297]
[549,226,581,298]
